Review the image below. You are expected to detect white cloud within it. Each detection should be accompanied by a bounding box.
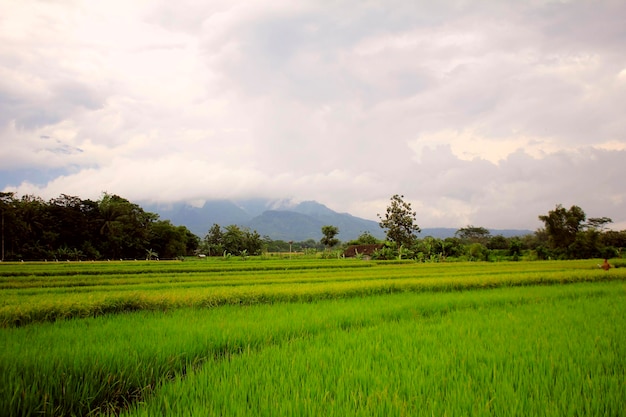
[408,129,563,164]
[1,0,626,230]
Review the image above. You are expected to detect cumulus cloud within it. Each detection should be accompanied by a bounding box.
[1,0,625,230]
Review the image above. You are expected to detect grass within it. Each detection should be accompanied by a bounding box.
[124,288,626,417]
[1,259,624,327]
[1,258,625,416]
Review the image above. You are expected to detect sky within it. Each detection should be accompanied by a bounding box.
[1,0,625,231]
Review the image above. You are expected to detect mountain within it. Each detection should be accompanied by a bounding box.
[247,202,386,241]
[246,210,327,241]
[143,200,251,236]
[145,198,532,242]
[145,199,385,241]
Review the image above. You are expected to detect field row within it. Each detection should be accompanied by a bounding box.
[2,281,624,417]
[0,260,587,291]
[0,258,375,277]
[1,260,623,327]
[123,286,626,417]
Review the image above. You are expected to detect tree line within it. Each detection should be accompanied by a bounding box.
[2,191,624,262]
[0,191,323,261]
[0,192,199,261]
[370,195,625,261]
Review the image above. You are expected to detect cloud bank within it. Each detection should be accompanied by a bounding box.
[1,0,625,230]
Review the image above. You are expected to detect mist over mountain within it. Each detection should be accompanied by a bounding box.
[145,199,532,242]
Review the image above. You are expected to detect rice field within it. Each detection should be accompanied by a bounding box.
[1,258,625,416]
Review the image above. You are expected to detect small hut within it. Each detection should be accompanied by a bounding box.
[343,244,384,259]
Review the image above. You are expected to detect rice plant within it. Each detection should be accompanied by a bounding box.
[2,259,624,327]
[121,285,626,417]
[2,280,625,416]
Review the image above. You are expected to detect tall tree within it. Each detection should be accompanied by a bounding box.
[97,193,156,259]
[538,204,586,252]
[585,217,613,231]
[207,224,264,256]
[48,194,98,254]
[378,194,420,248]
[15,195,48,259]
[0,192,16,261]
[455,225,491,244]
[149,220,194,259]
[204,223,224,256]
[320,225,339,248]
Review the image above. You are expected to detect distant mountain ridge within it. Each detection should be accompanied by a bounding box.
[144,199,532,242]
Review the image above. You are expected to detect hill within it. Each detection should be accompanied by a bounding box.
[145,199,387,241]
[145,199,532,242]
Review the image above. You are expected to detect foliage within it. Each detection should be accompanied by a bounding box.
[467,242,489,261]
[345,231,380,246]
[538,204,586,255]
[602,230,626,249]
[377,194,420,248]
[537,204,623,259]
[203,224,264,256]
[3,191,624,264]
[0,192,197,261]
[263,238,324,253]
[455,225,491,244]
[371,244,396,260]
[320,225,339,248]
[149,220,197,259]
[508,238,523,258]
[585,216,613,231]
[487,234,508,250]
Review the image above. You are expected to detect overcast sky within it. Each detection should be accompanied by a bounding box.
[1,0,625,230]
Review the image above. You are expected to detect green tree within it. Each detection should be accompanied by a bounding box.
[222,225,243,255]
[377,194,420,248]
[585,217,613,231]
[264,239,290,252]
[487,235,509,250]
[320,225,339,248]
[508,238,523,258]
[241,227,264,255]
[346,231,380,246]
[442,237,464,258]
[455,225,491,244]
[602,230,626,250]
[14,195,49,259]
[219,225,264,256]
[149,220,192,259]
[0,192,16,261]
[467,242,489,261]
[538,204,586,255]
[97,193,156,259]
[183,228,200,255]
[569,229,602,259]
[48,194,99,255]
[0,191,172,261]
[204,224,224,256]
[415,236,439,260]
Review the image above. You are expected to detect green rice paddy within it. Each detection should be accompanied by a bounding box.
[1,258,624,416]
